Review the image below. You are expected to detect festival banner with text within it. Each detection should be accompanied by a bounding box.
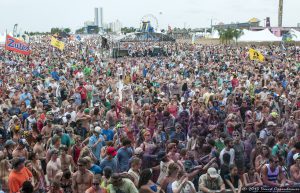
[249,48,264,62]
[5,35,31,55]
[51,36,65,51]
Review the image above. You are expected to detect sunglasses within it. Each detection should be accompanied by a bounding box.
[78,165,84,167]
[93,183,99,185]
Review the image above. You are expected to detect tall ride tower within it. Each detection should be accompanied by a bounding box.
[278,0,283,27]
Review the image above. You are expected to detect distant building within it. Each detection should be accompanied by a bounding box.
[94,7,103,28]
[104,20,122,33]
[213,18,261,30]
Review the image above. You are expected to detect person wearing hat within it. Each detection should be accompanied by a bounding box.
[152,151,174,185]
[8,157,33,193]
[109,173,138,193]
[259,121,276,144]
[199,167,225,193]
[72,157,94,193]
[3,140,16,160]
[77,108,92,139]
[88,126,105,162]
[290,153,300,183]
[100,146,118,173]
[12,138,28,159]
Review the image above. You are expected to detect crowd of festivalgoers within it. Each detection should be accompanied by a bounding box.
[0,35,300,193]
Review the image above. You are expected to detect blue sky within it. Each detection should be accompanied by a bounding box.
[1,0,299,33]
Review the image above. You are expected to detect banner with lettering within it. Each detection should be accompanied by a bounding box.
[5,35,31,55]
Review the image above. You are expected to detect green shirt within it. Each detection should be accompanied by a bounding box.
[215,139,225,153]
[109,178,138,193]
[272,143,287,157]
[83,67,92,76]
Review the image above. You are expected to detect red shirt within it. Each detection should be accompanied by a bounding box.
[77,86,87,100]
[231,78,239,89]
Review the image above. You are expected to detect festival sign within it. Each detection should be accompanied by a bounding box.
[5,35,31,55]
[249,48,264,62]
[50,36,65,51]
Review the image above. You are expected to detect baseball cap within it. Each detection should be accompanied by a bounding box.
[4,140,16,147]
[134,147,143,155]
[106,147,117,157]
[293,153,300,161]
[94,126,101,133]
[207,167,218,178]
[267,121,277,127]
[18,138,27,146]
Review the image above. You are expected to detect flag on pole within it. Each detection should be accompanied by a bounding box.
[5,35,31,55]
[249,48,264,62]
[50,36,65,51]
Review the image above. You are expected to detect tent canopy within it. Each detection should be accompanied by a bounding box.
[238,29,282,42]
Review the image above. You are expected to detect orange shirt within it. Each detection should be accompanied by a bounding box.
[85,187,107,193]
[8,167,33,193]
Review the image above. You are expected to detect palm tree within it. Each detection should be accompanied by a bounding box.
[218,28,243,44]
[232,29,244,44]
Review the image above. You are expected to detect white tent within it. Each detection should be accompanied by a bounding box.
[238,29,282,42]
[211,30,220,39]
[289,29,300,41]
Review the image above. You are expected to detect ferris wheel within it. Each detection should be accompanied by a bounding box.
[141,14,159,31]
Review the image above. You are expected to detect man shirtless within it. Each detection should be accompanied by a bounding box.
[72,158,94,193]
[33,135,47,173]
[12,138,28,159]
[290,153,300,183]
[46,149,61,184]
[41,121,53,143]
[60,145,76,172]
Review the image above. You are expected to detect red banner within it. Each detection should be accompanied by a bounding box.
[5,35,31,55]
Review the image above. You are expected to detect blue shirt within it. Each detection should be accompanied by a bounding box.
[100,157,118,173]
[89,164,102,175]
[88,134,105,161]
[51,71,60,81]
[101,128,114,141]
[116,147,133,172]
[20,92,32,107]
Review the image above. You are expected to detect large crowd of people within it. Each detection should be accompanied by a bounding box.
[0,35,300,193]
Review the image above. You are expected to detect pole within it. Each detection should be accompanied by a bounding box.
[211,18,213,34]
